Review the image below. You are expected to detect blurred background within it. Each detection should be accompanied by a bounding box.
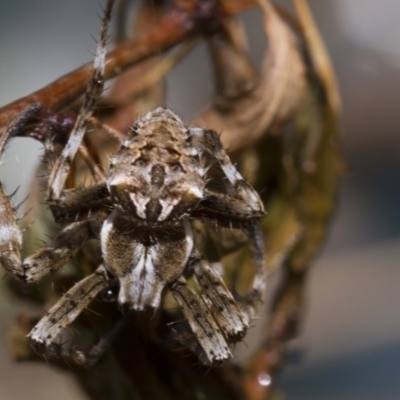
[0,1,399,399]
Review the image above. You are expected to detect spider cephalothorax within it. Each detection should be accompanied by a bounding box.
[108,108,206,223]
[0,0,266,366]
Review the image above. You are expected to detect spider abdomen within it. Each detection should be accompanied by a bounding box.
[100,210,193,310]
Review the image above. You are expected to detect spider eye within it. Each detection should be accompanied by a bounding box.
[170,163,183,172]
[161,193,168,200]
[99,281,119,302]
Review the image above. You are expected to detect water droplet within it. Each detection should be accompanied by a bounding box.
[258,373,272,387]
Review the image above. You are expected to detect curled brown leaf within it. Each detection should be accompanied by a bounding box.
[196,0,307,153]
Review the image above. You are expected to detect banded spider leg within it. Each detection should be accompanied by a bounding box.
[0,0,118,364]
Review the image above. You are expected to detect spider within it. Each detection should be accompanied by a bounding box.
[0,0,266,366]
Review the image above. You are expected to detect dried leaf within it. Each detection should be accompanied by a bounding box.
[242,1,344,398]
[196,0,307,152]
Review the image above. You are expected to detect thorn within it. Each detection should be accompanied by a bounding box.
[13,194,29,211]
[7,185,20,199]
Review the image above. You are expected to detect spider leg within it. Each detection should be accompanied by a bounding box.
[49,183,111,223]
[191,217,266,342]
[0,104,43,280]
[29,265,110,362]
[189,128,267,321]
[189,254,249,341]
[236,220,267,320]
[170,277,231,365]
[23,217,102,283]
[40,132,111,222]
[190,127,265,221]
[193,187,263,227]
[0,106,108,282]
[200,220,266,322]
[0,185,24,280]
[47,0,113,202]
[34,2,114,225]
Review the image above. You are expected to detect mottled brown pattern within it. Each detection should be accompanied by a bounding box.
[0,0,266,367]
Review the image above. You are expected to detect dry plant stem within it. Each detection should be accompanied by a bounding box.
[0,0,257,132]
[291,0,341,114]
[286,0,343,274]
[126,39,198,101]
[78,144,106,182]
[104,0,167,130]
[241,1,343,398]
[115,0,135,44]
[243,269,306,400]
[89,117,125,140]
[105,39,198,109]
[207,17,258,98]
[0,13,189,129]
